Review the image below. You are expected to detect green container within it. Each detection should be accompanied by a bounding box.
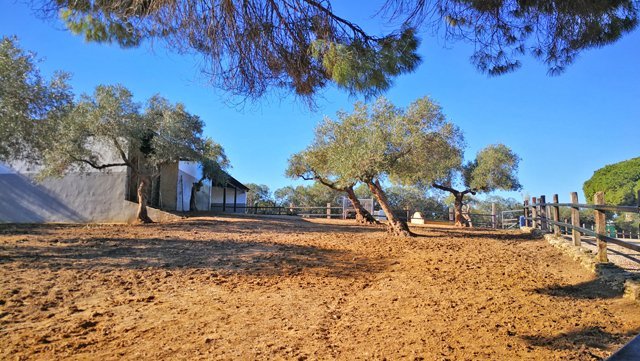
[605,223,617,238]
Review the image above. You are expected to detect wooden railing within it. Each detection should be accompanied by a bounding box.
[523,190,640,262]
[211,204,345,218]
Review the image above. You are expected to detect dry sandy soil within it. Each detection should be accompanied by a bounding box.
[1,215,639,360]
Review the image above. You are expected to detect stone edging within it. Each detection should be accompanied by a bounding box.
[540,232,640,302]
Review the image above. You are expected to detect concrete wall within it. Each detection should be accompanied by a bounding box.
[0,164,178,224]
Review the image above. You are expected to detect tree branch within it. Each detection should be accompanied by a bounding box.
[110,137,134,169]
[432,182,459,195]
[299,171,349,192]
[299,0,381,42]
[461,188,477,196]
[70,156,128,170]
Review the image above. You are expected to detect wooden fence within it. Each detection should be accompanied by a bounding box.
[213,202,512,228]
[212,204,344,218]
[523,190,640,263]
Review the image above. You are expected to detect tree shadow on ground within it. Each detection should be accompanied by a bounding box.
[521,326,640,353]
[0,223,82,236]
[0,215,383,237]
[0,235,388,279]
[533,278,624,299]
[410,226,540,243]
[154,216,384,235]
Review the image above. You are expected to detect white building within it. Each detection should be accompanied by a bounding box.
[161,161,248,213]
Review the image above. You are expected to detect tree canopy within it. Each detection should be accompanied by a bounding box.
[42,0,420,100]
[245,183,276,207]
[462,144,521,193]
[0,36,73,162]
[33,1,639,99]
[316,97,463,189]
[583,157,640,206]
[274,183,342,207]
[40,85,214,177]
[383,0,639,75]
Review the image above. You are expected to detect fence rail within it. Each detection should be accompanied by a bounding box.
[210,204,344,218]
[210,201,520,229]
[523,190,640,262]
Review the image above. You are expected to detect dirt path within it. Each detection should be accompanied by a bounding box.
[1,216,638,360]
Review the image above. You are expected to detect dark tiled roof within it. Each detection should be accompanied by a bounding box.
[214,172,249,191]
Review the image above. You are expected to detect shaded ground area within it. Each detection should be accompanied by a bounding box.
[1,216,639,360]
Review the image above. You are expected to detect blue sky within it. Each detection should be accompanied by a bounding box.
[2,1,639,203]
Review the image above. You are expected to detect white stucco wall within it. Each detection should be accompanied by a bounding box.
[0,137,179,223]
[0,165,176,223]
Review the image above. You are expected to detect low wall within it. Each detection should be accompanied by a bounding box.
[0,172,178,224]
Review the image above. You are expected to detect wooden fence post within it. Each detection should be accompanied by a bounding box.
[629,189,640,239]
[594,192,608,263]
[491,203,497,228]
[540,195,548,231]
[552,194,561,236]
[326,203,331,219]
[570,192,581,246]
[531,197,538,229]
[449,207,454,222]
[523,199,530,227]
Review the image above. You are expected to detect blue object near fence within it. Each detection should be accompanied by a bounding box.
[519,216,526,227]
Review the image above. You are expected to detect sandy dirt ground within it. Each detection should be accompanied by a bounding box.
[1,215,639,360]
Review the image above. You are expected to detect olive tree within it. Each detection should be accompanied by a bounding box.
[432,144,521,227]
[301,96,462,236]
[286,149,378,224]
[0,36,72,162]
[40,84,224,223]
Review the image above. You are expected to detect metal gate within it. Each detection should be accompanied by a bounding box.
[501,209,523,229]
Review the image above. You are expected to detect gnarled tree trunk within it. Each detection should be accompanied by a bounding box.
[454,193,465,227]
[136,175,153,223]
[367,180,412,237]
[345,186,378,224]
[432,183,475,228]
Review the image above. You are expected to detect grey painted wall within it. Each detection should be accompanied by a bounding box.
[0,170,177,223]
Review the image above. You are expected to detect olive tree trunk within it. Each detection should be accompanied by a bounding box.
[367,180,412,237]
[454,193,465,227]
[136,175,154,223]
[453,193,476,227]
[344,186,379,224]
